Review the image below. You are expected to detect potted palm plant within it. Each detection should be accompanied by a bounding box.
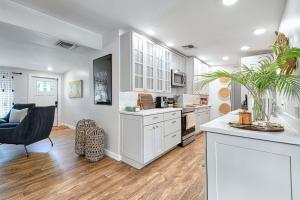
[199,45,300,123]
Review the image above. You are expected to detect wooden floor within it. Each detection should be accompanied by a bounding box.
[0,129,206,200]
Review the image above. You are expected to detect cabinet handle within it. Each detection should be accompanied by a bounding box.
[156,126,159,128]
[153,117,158,119]
[172,134,176,138]
[172,121,177,124]
[172,113,176,116]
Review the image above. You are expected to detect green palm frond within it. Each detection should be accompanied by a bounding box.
[198,45,300,101]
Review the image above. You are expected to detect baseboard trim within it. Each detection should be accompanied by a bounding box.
[61,123,76,130]
[104,149,121,161]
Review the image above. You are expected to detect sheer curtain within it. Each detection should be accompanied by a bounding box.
[0,73,14,117]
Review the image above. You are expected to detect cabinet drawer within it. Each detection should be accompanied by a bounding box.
[144,114,164,126]
[164,131,181,151]
[164,118,181,136]
[164,111,181,121]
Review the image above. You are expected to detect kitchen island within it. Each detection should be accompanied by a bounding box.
[200,111,300,200]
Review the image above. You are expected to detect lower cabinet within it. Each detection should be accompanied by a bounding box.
[121,111,181,169]
[144,123,164,163]
[195,107,211,134]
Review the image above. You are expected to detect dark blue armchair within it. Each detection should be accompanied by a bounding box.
[0,104,55,157]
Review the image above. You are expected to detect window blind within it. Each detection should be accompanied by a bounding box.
[0,73,14,117]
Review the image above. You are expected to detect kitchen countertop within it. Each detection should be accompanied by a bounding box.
[120,107,182,116]
[200,110,300,146]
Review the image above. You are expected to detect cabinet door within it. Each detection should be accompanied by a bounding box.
[144,124,155,163]
[144,38,155,91]
[164,50,171,93]
[154,123,164,156]
[155,45,164,92]
[132,33,145,91]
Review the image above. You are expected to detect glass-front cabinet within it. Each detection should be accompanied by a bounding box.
[144,38,155,91]
[155,45,164,92]
[120,31,186,93]
[132,33,144,91]
[164,50,171,93]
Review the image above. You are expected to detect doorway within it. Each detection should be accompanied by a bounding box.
[28,76,58,126]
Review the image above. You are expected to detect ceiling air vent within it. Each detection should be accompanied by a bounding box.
[182,44,196,49]
[55,40,78,50]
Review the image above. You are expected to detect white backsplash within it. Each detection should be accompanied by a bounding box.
[119,92,201,110]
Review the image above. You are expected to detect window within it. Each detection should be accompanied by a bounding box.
[0,74,14,117]
[36,80,55,95]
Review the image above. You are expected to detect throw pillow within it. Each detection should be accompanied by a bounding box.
[0,119,7,124]
[9,108,28,123]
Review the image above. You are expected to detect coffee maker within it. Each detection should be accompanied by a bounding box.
[155,96,168,108]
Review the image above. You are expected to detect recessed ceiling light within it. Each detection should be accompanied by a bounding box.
[254,28,266,35]
[146,29,155,35]
[241,46,250,51]
[47,66,53,71]
[222,0,238,6]
[166,42,174,47]
[222,56,229,61]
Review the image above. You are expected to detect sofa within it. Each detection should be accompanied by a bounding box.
[0,104,56,157]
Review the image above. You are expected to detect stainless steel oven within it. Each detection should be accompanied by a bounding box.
[171,70,186,87]
[181,107,196,146]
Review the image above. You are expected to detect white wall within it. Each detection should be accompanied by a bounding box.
[62,30,121,159]
[279,0,300,120]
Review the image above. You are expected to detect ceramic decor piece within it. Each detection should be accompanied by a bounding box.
[218,87,231,100]
[219,103,231,114]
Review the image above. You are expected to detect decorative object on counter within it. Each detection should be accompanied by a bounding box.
[93,54,112,105]
[219,103,231,114]
[137,93,154,110]
[218,87,231,100]
[68,80,83,98]
[199,44,300,122]
[219,77,231,84]
[239,111,252,125]
[125,106,140,112]
[85,126,105,162]
[228,122,284,132]
[75,119,96,155]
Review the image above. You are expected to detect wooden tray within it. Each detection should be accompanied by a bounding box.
[218,88,231,100]
[219,103,231,114]
[228,122,284,132]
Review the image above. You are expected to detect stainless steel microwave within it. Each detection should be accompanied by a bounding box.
[171,69,186,87]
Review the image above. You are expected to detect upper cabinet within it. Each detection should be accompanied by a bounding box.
[186,57,209,95]
[120,31,185,93]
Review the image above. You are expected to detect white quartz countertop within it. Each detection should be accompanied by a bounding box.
[200,110,300,146]
[120,107,182,116]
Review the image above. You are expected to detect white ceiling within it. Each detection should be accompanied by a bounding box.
[11,0,286,67]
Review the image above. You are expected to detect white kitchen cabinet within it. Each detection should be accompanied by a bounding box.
[121,110,182,169]
[195,106,211,134]
[171,52,186,72]
[164,50,171,93]
[120,31,182,93]
[186,57,209,95]
[144,122,164,163]
[206,132,300,200]
[155,45,164,92]
[144,38,156,91]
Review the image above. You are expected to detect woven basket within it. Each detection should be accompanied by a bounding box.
[75,119,96,156]
[85,127,105,162]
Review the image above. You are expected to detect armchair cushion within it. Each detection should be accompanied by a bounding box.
[9,108,28,123]
[0,122,19,128]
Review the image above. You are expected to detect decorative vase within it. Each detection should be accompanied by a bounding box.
[252,96,267,122]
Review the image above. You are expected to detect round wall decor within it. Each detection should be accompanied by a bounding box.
[218,88,231,100]
[219,103,231,114]
[219,77,231,84]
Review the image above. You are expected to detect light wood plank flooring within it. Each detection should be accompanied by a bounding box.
[0,129,206,200]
